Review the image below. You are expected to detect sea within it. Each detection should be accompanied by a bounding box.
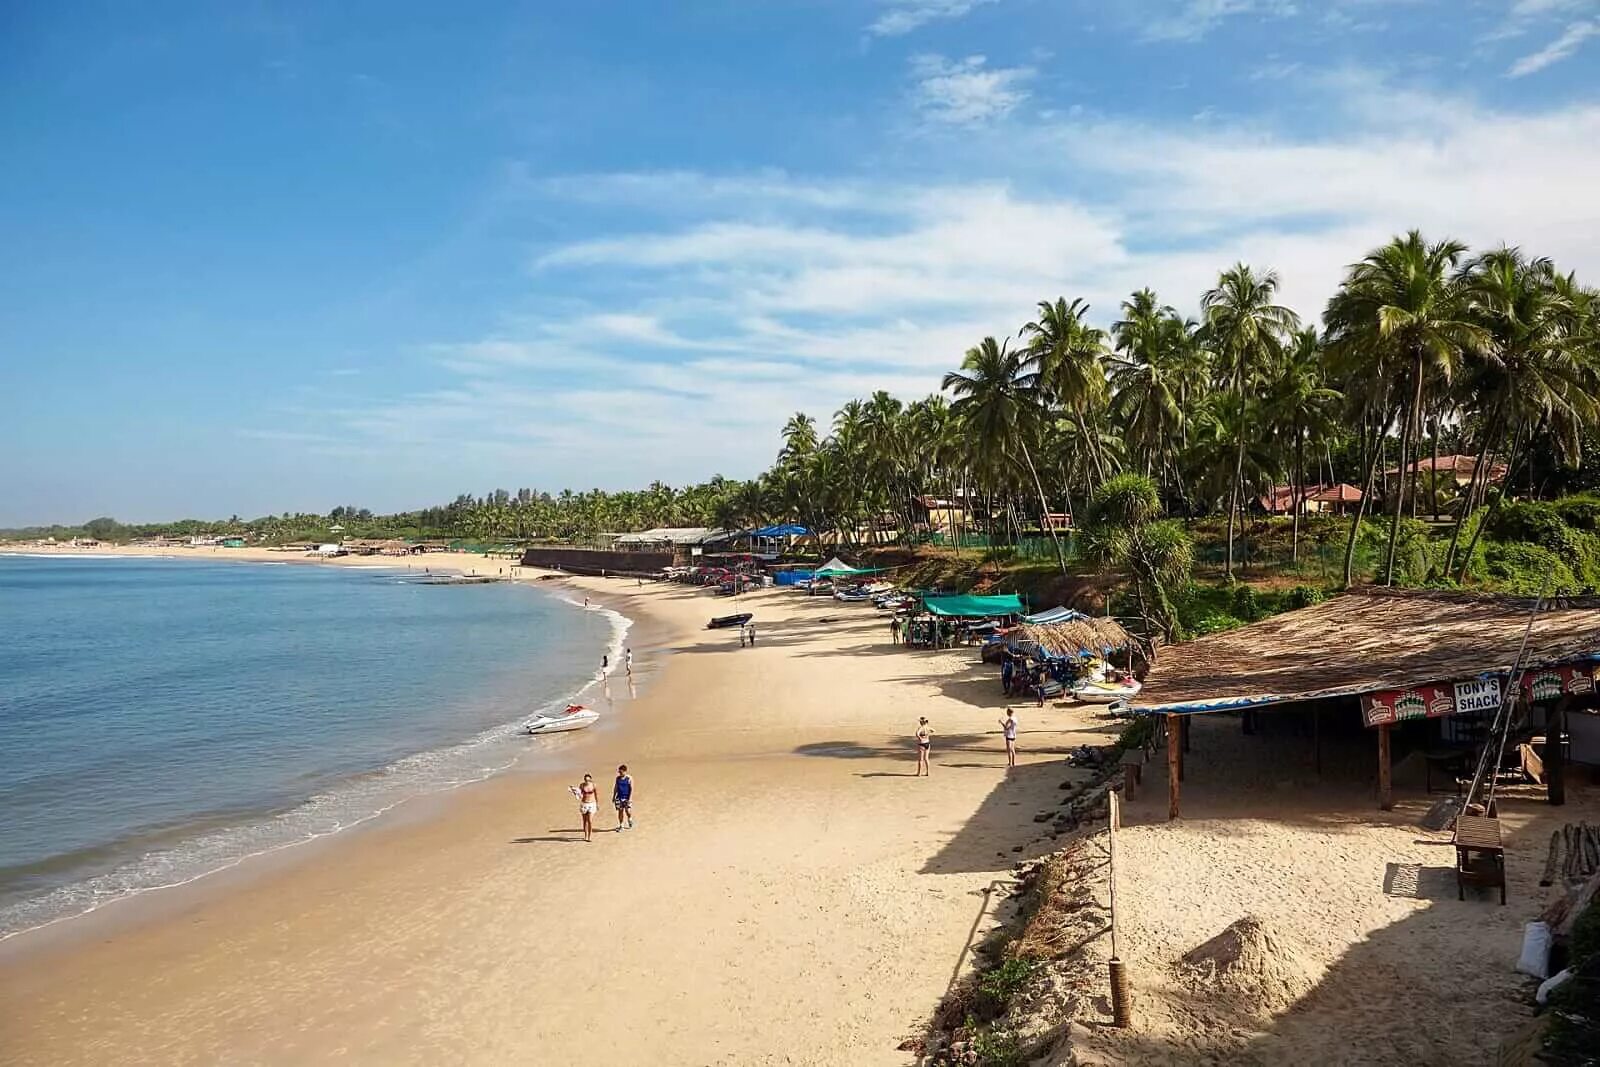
[0,553,624,939]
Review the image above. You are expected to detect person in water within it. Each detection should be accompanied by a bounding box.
[915,717,932,777]
[613,764,634,831]
[573,774,599,842]
[999,707,1018,771]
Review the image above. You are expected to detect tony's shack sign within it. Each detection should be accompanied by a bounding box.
[1361,663,1599,728]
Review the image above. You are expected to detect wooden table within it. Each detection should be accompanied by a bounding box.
[1453,815,1506,905]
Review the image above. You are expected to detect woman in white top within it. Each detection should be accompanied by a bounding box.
[999,708,1018,771]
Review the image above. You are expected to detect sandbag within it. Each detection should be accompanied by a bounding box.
[1516,921,1551,979]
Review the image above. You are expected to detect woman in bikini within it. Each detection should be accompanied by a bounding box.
[915,717,933,777]
[574,773,599,841]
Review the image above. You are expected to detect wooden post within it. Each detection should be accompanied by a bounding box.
[1548,698,1568,807]
[1167,714,1182,820]
[1377,723,1393,811]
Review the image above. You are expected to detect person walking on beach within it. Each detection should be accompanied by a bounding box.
[572,774,599,842]
[889,617,900,645]
[602,653,609,674]
[999,707,1018,772]
[746,620,756,646]
[613,764,634,831]
[915,717,933,777]
[624,647,634,676]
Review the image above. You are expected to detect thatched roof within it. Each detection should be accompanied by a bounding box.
[1018,616,1132,658]
[1134,587,1600,714]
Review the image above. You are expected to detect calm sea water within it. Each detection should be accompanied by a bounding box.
[0,554,621,937]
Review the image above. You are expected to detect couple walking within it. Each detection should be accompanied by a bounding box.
[572,764,635,842]
[911,708,1018,777]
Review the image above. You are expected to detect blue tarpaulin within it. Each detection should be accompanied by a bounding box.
[753,524,810,537]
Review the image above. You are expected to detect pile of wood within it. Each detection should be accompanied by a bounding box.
[1539,822,1600,887]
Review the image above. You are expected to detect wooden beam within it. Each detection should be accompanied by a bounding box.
[1548,698,1568,807]
[1377,723,1393,811]
[1167,714,1182,820]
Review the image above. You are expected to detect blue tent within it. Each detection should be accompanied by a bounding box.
[753,524,810,538]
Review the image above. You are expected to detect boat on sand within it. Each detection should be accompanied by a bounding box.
[525,705,600,733]
[708,612,753,629]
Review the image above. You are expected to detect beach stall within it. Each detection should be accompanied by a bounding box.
[1132,588,1600,820]
[909,593,1025,648]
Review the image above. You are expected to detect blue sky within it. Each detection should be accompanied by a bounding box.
[3,1,1599,524]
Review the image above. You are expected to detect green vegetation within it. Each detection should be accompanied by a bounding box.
[9,233,1598,614]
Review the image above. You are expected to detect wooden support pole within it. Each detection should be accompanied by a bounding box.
[1377,722,1393,811]
[1167,714,1182,820]
[1548,698,1568,807]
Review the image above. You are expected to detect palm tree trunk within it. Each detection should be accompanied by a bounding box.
[1343,413,1388,588]
[1442,401,1503,576]
[1382,354,1424,585]
[1225,418,1247,581]
[1292,427,1303,566]
[1018,439,1069,577]
[1457,418,1527,584]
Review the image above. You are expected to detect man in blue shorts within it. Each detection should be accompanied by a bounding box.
[613,764,634,831]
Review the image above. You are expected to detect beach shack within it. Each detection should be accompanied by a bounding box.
[1133,588,1600,820]
[910,593,1025,647]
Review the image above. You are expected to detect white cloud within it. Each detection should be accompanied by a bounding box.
[908,54,1034,125]
[295,79,1600,488]
[1140,0,1300,43]
[867,0,997,37]
[1507,18,1600,75]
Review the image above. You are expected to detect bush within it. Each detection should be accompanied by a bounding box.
[1229,583,1261,621]
[976,957,1034,1014]
[1284,585,1326,610]
[1482,543,1580,595]
[967,1024,1024,1067]
[1489,500,1570,549]
[1191,612,1245,636]
[1555,494,1600,533]
[1117,716,1155,751]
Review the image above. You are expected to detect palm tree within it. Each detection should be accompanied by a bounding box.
[1023,297,1112,492]
[1111,289,1205,499]
[1452,250,1598,578]
[942,336,1069,576]
[1267,328,1341,565]
[1079,473,1193,641]
[1323,232,1484,585]
[1201,264,1300,580]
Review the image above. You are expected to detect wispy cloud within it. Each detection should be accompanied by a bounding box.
[1140,0,1299,43]
[866,0,997,37]
[1507,18,1600,75]
[908,54,1034,125]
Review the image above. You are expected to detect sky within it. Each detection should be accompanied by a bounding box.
[3,1,1599,525]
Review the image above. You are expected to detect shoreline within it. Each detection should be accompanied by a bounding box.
[0,561,1095,1065]
[0,548,646,953]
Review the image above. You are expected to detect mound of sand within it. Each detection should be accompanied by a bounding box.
[1175,915,1317,1013]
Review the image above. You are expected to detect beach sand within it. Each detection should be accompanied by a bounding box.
[0,564,1107,1065]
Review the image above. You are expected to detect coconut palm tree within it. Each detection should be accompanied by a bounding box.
[1267,328,1342,565]
[942,336,1069,576]
[1323,232,1485,585]
[1201,264,1300,580]
[1022,298,1112,491]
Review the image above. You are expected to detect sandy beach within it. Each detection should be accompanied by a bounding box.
[2,546,1593,1065]
[0,556,1106,1065]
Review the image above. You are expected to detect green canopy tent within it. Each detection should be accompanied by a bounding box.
[922,593,1025,618]
[812,556,884,578]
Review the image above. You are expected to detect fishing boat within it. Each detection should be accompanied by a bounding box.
[525,704,599,734]
[708,612,754,629]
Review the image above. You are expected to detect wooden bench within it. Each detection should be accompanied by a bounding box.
[1453,815,1506,905]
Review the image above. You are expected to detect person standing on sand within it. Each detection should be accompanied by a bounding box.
[613,764,634,831]
[573,774,599,842]
[625,647,633,676]
[915,717,933,777]
[890,617,901,645]
[747,620,756,646]
[999,707,1018,772]
[602,653,609,674]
